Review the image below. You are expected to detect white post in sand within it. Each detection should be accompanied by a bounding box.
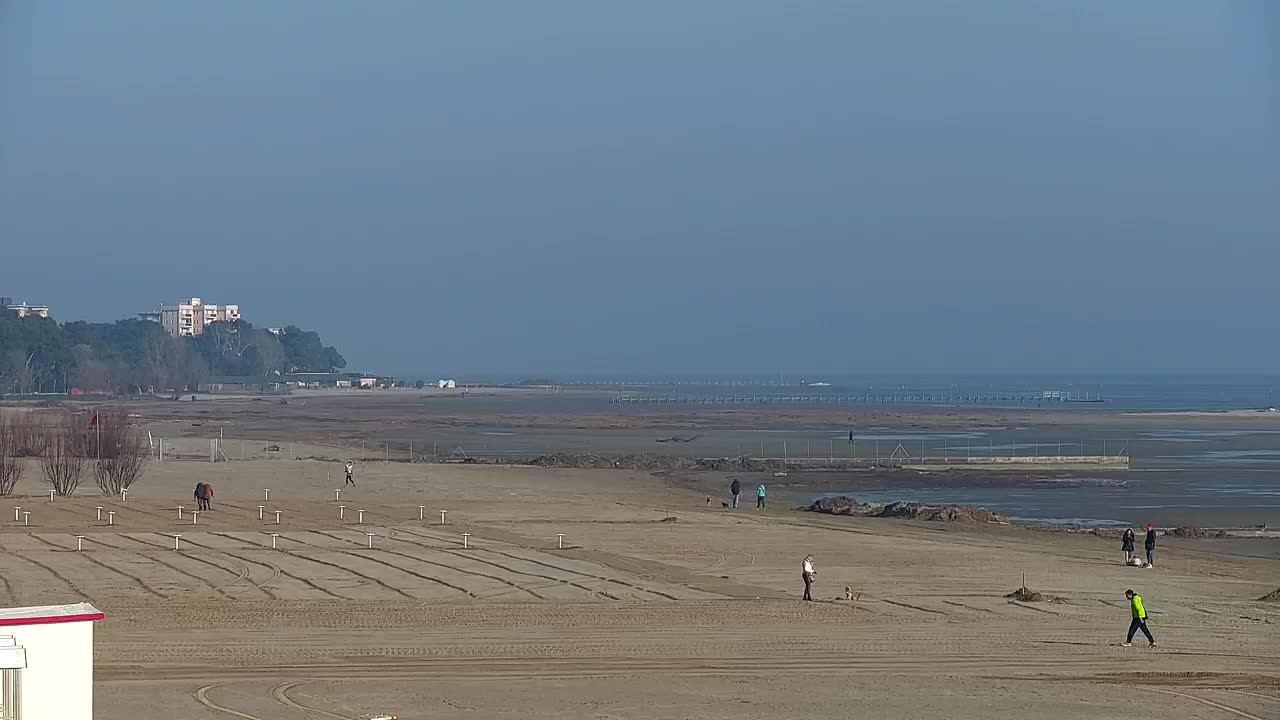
[173,534,182,551]
[418,505,425,521]
[177,506,184,519]
[274,510,282,525]
[96,506,103,521]
[357,509,365,524]
[366,532,375,548]
[49,490,55,502]
[22,511,30,527]
[440,510,448,525]
[558,533,564,550]
[339,505,346,520]
[121,489,128,503]
[191,511,199,525]
[462,532,470,549]
[335,488,342,501]
[258,505,265,520]
[264,488,271,501]
[270,533,280,549]
[107,511,116,526]
[12,507,20,522]
[75,535,85,551]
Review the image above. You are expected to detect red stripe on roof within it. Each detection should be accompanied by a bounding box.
[0,612,105,627]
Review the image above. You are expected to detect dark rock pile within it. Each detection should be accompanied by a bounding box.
[804,496,1006,523]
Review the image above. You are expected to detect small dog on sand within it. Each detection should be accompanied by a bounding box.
[845,586,861,602]
[721,502,730,508]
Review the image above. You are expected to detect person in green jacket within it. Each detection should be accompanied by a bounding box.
[756,483,766,509]
[1123,589,1155,647]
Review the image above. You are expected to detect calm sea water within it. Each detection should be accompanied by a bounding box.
[416,374,1280,525]
[533,374,1280,412]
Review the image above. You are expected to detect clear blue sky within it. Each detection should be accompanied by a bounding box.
[1,2,1276,375]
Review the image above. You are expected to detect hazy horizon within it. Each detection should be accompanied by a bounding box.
[2,2,1276,376]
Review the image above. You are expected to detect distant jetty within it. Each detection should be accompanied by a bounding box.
[613,390,1105,407]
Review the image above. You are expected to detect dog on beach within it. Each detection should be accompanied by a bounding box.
[845,586,861,602]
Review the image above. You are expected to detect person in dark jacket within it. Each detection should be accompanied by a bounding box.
[730,479,741,509]
[1144,524,1157,567]
[194,483,206,511]
[1122,528,1135,563]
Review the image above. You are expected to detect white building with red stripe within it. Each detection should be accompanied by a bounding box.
[0,603,103,720]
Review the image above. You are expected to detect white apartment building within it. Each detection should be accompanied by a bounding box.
[0,297,50,318]
[147,298,242,337]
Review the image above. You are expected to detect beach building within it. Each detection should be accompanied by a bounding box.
[0,298,50,318]
[140,298,241,337]
[0,602,103,720]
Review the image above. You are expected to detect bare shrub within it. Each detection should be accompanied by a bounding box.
[41,421,86,497]
[88,408,149,496]
[0,417,26,496]
[8,412,48,457]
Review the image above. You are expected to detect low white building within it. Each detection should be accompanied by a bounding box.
[0,602,103,720]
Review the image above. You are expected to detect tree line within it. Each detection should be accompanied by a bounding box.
[0,313,346,394]
[0,409,148,497]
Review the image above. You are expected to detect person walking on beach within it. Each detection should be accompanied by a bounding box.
[802,554,817,601]
[756,483,766,509]
[1123,589,1155,647]
[1144,524,1156,567]
[202,482,214,511]
[345,460,355,487]
[730,478,741,509]
[1122,528,1136,564]
[193,482,206,511]
[848,429,854,444]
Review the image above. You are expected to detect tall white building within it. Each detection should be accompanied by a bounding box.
[145,298,241,337]
[0,297,50,318]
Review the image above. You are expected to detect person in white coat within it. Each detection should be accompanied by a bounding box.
[802,554,817,601]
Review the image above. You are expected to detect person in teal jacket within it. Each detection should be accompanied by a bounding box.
[756,483,766,509]
[1123,589,1155,647]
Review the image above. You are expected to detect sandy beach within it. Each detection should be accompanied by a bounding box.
[1,442,1277,719]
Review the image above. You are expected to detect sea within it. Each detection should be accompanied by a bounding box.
[428,374,1280,529]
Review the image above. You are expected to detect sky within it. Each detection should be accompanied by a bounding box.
[1,1,1276,376]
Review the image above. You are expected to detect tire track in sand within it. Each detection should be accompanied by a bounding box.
[129,534,261,597]
[392,529,624,600]
[304,530,511,599]
[193,683,264,720]
[184,534,333,600]
[87,534,234,600]
[388,529,612,599]
[210,532,412,600]
[4,548,92,601]
[271,681,357,720]
[1140,687,1267,720]
[75,553,167,599]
